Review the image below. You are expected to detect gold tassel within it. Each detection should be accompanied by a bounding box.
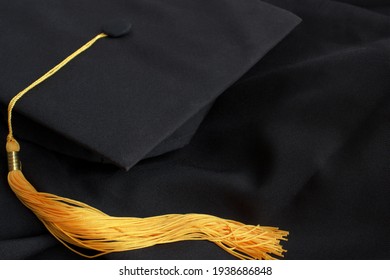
[5,32,288,259]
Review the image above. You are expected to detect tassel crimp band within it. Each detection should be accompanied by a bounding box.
[7,151,21,171]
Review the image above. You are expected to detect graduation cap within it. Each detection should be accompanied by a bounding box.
[3,0,300,259]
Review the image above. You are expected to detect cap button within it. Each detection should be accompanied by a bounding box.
[102,19,132,38]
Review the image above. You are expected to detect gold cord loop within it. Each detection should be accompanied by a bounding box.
[7,33,107,139]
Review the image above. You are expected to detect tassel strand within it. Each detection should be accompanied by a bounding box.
[7,164,288,259]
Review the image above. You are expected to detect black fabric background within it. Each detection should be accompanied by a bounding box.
[1,0,390,259]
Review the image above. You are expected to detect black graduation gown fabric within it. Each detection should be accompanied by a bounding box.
[0,0,389,259]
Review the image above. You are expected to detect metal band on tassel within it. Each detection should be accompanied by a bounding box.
[7,151,21,171]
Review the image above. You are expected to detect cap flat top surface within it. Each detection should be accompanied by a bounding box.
[0,0,300,169]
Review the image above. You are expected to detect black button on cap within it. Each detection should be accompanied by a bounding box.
[102,19,132,38]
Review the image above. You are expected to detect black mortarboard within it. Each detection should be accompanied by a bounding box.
[0,0,300,170]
